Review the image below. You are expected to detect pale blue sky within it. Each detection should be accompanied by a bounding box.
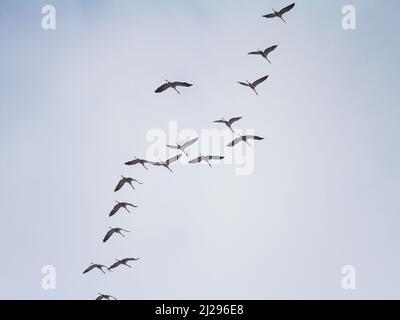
[0,0,400,299]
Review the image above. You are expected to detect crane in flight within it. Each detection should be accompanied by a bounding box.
[82,263,109,274]
[262,3,295,23]
[96,293,117,301]
[248,45,278,64]
[213,117,242,133]
[124,157,153,170]
[155,80,193,94]
[166,137,198,156]
[238,75,269,95]
[227,135,265,147]
[151,154,182,172]
[189,155,224,168]
[109,201,138,217]
[109,258,140,271]
[103,227,130,243]
[114,175,143,192]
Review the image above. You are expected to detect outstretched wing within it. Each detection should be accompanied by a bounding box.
[207,156,224,160]
[237,81,250,87]
[114,179,125,192]
[83,265,96,274]
[109,261,121,270]
[155,83,172,93]
[262,13,278,18]
[174,82,193,88]
[244,135,265,142]
[133,179,143,185]
[125,159,140,166]
[166,154,182,165]
[252,75,269,87]
[279,3,295,15]
[103,229,115,243]
[181,137,198,149]
[109,203,122,217]
[248,51,262,55]
[126,202,138,208]
[123,258,140,263]
[227,117,242,126]
[189,156,202,164]
[213,119,226,124]
[264,45,278,55]
[227,137,243,147]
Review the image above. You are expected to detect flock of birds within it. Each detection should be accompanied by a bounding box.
[83,2,296,301]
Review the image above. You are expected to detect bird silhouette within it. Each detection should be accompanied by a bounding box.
[213,117,242,133]
[151,154,182,172]
[248,45,278,64]
[238,75,269,95]
[155,80,193,94]
[114,175,143,192]
[124,157,152,170]
[189,155,224,168]
[109,201,138,217]
[96,293,117,300]
[109,258,140,271]
[83,263,109,274]
[263,3,295,23]
[103,227,130,243]
[166,138,198,156]
[227,135,265,147]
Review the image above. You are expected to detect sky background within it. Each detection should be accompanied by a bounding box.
[0,0,400,299]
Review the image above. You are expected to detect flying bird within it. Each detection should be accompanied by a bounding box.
[114,175,143,192]
[109,201,138,217]
[109,258,140,271]
[124,157,152,170]
[237,75,269,95]
[263,3,295,23]
[83,263,109,274]
[189,155,224,168]
[103,227,130,243]
[227,135,265,147]
[213,117,242,133]
[96,293,117,301]
[248,45,278,64]
[151,154,182,172]
[166,138,198,156]
[155,80,193,94]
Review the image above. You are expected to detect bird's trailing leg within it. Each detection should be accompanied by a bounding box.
[252,88,259,96]
[129,183,135,190]
[279,16,286,23]
[173,87,181,95]
[166,165,173,173]
[125,207,131,213]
